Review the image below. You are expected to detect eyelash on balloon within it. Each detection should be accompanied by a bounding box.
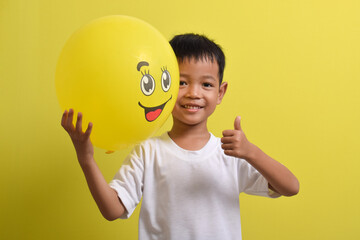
[161,66,168,72]
[141,69,150,76]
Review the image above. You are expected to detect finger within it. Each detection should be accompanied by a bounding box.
[61,110,68,128]
[84,122,93,139]
[222,129,235,137]
[76,112,83,133]
[234,116,242,131]
[221,136,234,144]
[223,150,236,157]
[221,143,233,150]
[66,109,75,129]
[222,142,238,156]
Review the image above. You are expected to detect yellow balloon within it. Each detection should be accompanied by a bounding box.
[56,15,179,151]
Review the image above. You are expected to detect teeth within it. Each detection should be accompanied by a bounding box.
[184,105,200,109]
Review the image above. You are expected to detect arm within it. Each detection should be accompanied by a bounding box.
[221,116,299,196]
[61,109,125,220]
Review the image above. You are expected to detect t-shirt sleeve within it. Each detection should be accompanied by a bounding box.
[237,158,281,198]
[109,145,145,219]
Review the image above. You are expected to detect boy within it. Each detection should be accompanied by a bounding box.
[61,33,299,240]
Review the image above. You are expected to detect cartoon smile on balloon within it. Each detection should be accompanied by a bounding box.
[137,61,173,122]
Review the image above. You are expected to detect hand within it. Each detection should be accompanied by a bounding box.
[221,116,253,159]
[61,109,94,163]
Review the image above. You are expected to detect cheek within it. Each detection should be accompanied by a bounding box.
[176,89,185,101]
[209,92,221,103]
[173,95,182,110]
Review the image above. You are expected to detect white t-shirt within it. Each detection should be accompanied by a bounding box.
[109,132,279,240]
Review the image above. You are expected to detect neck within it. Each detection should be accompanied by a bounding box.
[168,119,210,151]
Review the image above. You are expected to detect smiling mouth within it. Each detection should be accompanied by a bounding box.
[183,105,203,109]
[138,95,172,122]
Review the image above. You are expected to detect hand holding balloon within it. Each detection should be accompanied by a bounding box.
[61,109,94,164]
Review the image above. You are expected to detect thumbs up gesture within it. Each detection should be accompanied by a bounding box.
[221,116,254,159]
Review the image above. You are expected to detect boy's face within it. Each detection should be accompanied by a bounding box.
[172,57,227,127]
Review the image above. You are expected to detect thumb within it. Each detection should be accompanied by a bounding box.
[234,116,242,131]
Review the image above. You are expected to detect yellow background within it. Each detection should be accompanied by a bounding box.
[1,0,359,239]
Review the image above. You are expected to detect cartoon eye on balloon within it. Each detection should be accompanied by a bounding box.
[56,15,179,151]
[140,72,156,96]
[161,67,171,92]
[137,61,174,123]
[138,62,172,96]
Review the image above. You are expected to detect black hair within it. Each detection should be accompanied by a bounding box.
[169,33,225,83]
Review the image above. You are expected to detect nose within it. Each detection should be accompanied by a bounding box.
[185,84,200,99]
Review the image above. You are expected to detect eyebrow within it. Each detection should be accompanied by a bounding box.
[137,61,149,71]
[180,73,217,81]
[202,75,217,81]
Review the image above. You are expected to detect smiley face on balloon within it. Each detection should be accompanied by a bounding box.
[137,61,173,122]
[56,15,179,151]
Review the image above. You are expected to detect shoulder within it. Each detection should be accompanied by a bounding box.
[129,133,168,158]
[137,133,168,149]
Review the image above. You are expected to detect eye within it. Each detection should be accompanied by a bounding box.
[161,69,171,92]
[179,81,187,86]
[140,74,155,96]
[203,82,213,88]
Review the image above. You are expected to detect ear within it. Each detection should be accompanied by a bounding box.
[217,82,228,104]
